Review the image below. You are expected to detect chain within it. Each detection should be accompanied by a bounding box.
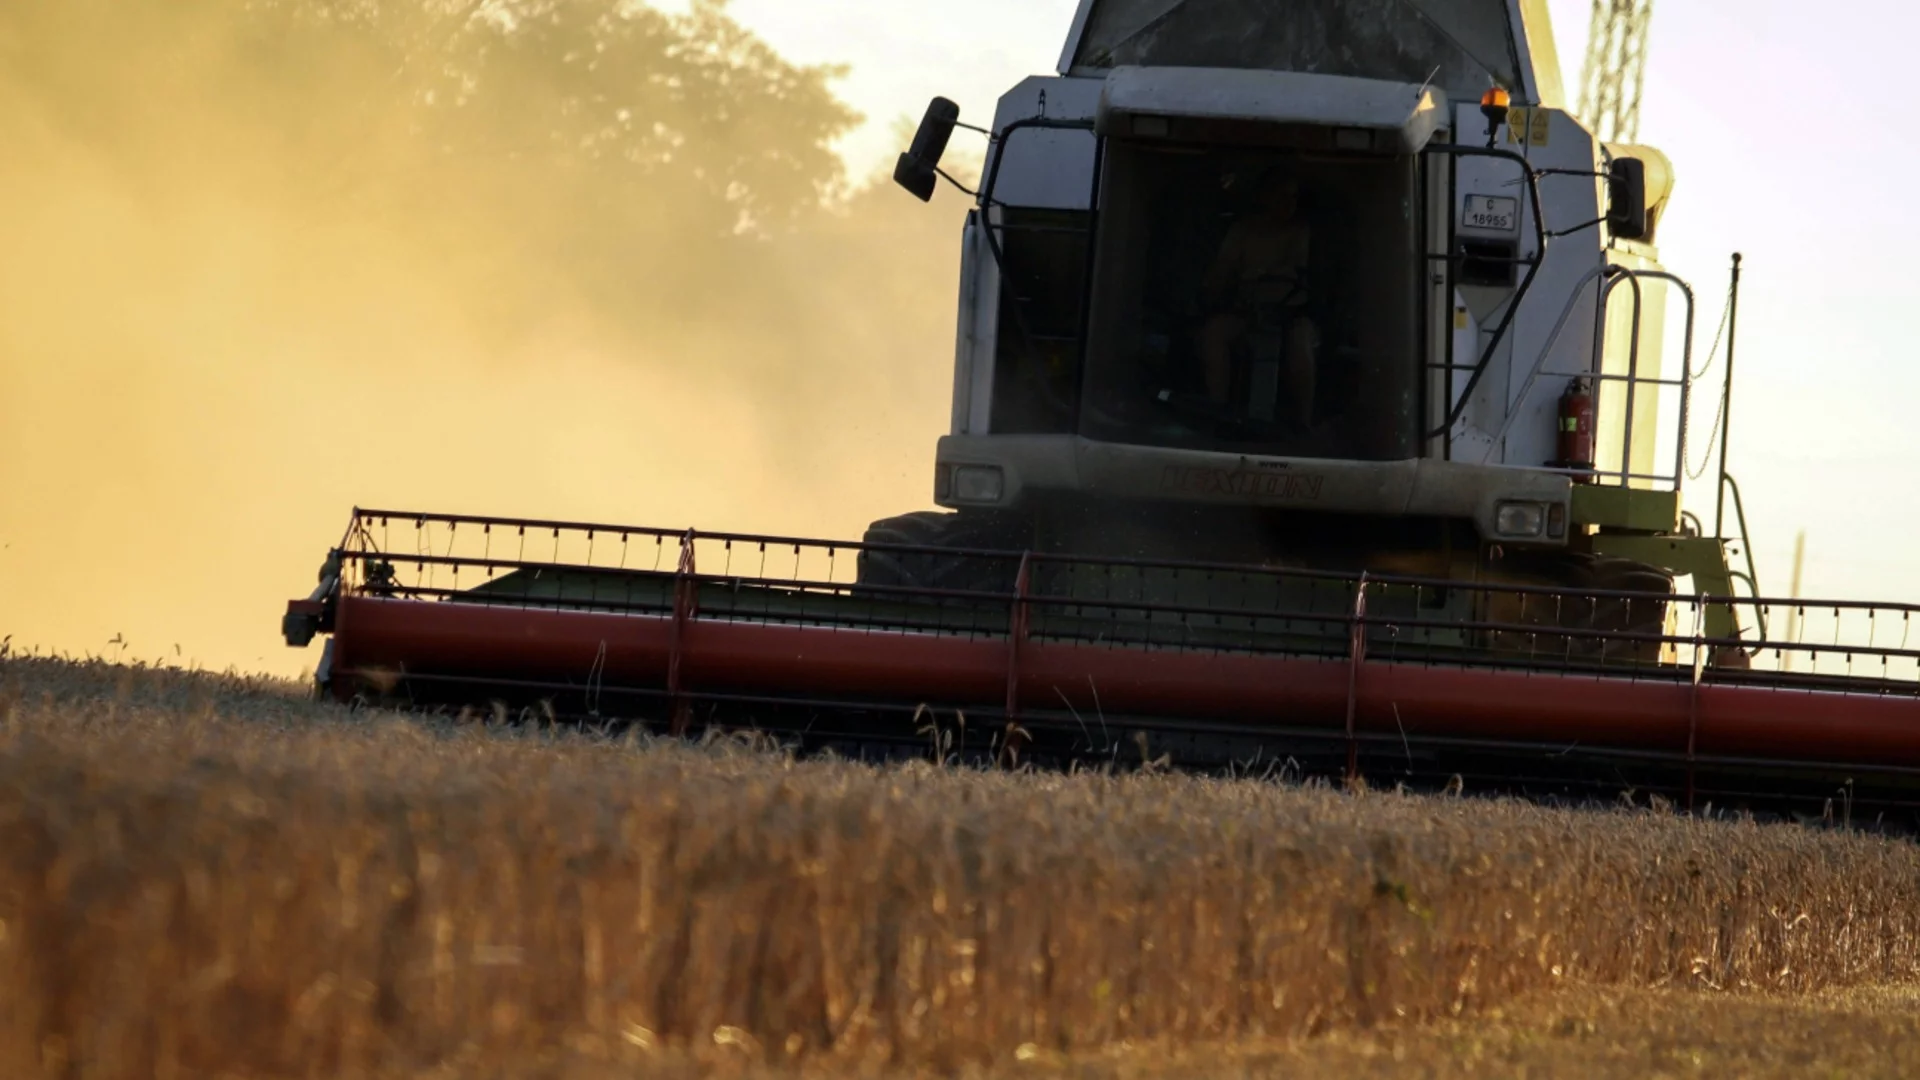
[1684,283,1736,480]
[1692,282,1733,380]
[1686,381,1729,481]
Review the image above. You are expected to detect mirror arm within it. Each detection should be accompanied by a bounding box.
[934,166,993,204]
[1548,216,1608,238]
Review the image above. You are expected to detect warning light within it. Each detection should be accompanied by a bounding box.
[1480,87,1512,147]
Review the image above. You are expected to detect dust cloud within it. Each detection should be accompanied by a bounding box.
[0,0,972,674]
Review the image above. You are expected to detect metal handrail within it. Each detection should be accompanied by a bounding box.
[1472,265,1695,490]
[1720,472,1768,645]
[309,509,1920,703]
[1608,268,1698,492]
[334,508,1920,618]
[1420,143,1553,440]
[1473,263,1609,461]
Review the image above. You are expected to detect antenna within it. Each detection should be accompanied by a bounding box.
[1579,0,1654,143]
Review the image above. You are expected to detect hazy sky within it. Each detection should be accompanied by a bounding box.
[676,0,1920,606]
[11,1,1912,673]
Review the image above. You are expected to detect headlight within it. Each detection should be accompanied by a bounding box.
[951,465,1005,504]
[1495,501,1547,538]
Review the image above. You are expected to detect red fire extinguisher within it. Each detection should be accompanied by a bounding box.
[1558,377,1595,480]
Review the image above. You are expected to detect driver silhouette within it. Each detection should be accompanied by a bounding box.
[1197,170,1318,425]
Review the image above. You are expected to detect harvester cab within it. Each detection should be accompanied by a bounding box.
[281,0,1920,821]
[882,0,1724,650]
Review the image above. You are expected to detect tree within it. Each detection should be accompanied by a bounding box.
[0,0,972,458]
[1,0,857,242]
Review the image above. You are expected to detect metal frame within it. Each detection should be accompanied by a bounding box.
[973,109,1683,486]
[291,508,1920,818]
[318,510,1920,667]
[1420,142,1552,440]
[1598,268,1696,489]
[1714,254,1745,538]
[978,129,1559,452]
[974,117,1102,432]
[1488,264,1698,489]
[305,510,1918,688]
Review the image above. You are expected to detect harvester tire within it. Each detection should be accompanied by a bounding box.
[1581,555,1676,664]
[856,511,1029,597]
[1493,552,1673,665]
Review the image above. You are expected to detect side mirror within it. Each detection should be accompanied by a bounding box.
[1607,156,1649,241]
[893,97,961,202]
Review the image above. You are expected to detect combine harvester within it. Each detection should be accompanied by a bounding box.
[285,1,1920,823]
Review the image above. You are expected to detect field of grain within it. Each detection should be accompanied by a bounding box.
[1,654,1917,1078]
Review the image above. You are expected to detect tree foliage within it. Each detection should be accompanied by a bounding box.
[0,0,982,669]
[3,0,859,238]
[1,0,970,428]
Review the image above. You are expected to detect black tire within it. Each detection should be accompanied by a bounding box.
[1583,555,1677,662]
[1492,552,1674,665]
[856,511,1030,596]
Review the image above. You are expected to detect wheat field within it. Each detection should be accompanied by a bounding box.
[1,654,1916,1078]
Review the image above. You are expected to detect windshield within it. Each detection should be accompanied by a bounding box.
[1077,143,1422,461]
[1070,0,1521,101]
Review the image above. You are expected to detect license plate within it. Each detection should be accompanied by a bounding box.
[1462,194,1519,233]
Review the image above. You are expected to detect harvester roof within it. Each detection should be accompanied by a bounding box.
[1096,66,1444,151]
[1061,0,1566,107]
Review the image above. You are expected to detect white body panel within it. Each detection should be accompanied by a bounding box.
[950,213,983,435]
[957,77,1101,435]
[1097,67,1443,152]
[939,433,1571,543]
[1447,103,1612,473]
[935,40,1680,536]
[987,76,1101,208]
